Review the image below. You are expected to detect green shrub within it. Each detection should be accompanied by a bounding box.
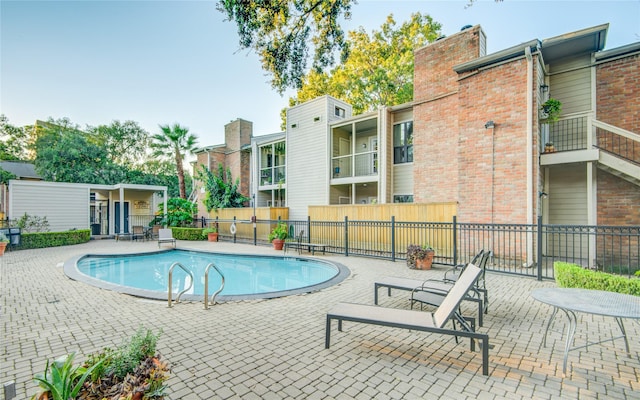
[34,327,168,400]
[554,262,640,296]
[32,353,103,400]
[171,227,206,241]
[18,229,90,250]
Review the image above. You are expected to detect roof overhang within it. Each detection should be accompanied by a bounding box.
[595,41,640,61]
[541,24,608,61]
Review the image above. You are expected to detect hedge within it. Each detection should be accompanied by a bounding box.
[17,229,91,250]
[170,227,206,241]
[554,262,640,296]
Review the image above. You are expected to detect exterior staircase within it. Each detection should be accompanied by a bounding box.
[597,151,640,186]
[592,119,640,187]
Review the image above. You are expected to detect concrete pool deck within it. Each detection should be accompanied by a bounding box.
[1,239,639,399]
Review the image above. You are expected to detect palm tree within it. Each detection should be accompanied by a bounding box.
[151,123,198,199]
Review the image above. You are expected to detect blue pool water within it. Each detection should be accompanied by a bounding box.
[67,249,349,301]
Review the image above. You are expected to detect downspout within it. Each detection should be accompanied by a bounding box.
[378,107,386,203]
[525,46,534,267]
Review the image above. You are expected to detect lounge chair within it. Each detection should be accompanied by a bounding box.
[157,228,176,248]
[413,250,492,315]
[325,264,490,375]
[374,250,490,325]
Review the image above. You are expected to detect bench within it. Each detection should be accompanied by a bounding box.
[284,230,327,255]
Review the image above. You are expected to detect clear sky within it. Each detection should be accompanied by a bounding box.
[1,1,639,147]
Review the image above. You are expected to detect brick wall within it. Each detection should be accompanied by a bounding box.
[596,54,640,132]
[222,119,252,198]
[413,25,539,224]
[596,53,640,225]
[597,170,640,225]
[413,27,482,206]
[457,59,533,223]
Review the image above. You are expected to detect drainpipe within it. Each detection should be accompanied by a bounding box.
[525,46,534,267]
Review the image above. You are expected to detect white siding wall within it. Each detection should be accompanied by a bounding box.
[286,96,351,220]
[548,164,588,224]
[549,54,592,115]
[9,181,89,232]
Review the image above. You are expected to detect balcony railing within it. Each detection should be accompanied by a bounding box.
[542,113,639,166]
[545,113,589,152]
[332,151,377,179]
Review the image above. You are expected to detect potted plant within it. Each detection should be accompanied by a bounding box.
[540,98,562,123]
[202,227,218,242]
[544,142,556,153]
[406,244,435,270]
[268,222,288,250]
[0,233,8,256]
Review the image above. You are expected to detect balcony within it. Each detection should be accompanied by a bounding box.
[540,113,640,185]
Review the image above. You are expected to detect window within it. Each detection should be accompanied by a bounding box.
[393,195,414,203]
[259,141,286,186]
[335,106,345,118]
[393,121,413,164]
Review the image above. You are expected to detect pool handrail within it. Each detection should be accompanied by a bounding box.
[204,262,225,309]
[167,262,194,308]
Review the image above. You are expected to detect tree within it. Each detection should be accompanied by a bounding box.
[157,198,197,227]
[90,120,150,168]
[0,115,31,161]
[218,0,355,93]
[33,118,125,184]
[285,13,441,122]
[150,123,198,200]
[198,163,249,212]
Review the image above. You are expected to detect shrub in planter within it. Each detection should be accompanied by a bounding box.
[32,327,169,400]
[268,222,288,250]
[202,227,218,242]
[406,244,435,270]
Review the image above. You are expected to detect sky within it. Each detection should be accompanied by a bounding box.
[1,0,639,147]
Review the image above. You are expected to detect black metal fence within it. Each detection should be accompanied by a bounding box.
[205,215,640,280]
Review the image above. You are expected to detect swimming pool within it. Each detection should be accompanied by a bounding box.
[64,249,349,301]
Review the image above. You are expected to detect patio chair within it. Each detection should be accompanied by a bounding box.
[414,250,492,315]
[157,228,176,248]
[374,250,489,325]
[326,264,490,375]
[132,225,145,241]
[284,230,304,255]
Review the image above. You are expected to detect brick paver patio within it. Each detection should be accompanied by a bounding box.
[1,239,638,399]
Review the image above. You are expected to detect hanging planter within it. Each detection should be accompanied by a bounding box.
[540,98,562,123]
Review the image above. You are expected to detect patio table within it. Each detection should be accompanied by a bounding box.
[531,287,640,374]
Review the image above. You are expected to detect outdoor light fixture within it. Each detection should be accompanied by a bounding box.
[540,84,549,92]
[484,120,495,129]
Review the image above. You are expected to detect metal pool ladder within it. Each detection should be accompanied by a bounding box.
[204,262,225,309]
[167,262,194,308]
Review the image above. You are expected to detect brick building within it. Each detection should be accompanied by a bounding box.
[193,23,639,228]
